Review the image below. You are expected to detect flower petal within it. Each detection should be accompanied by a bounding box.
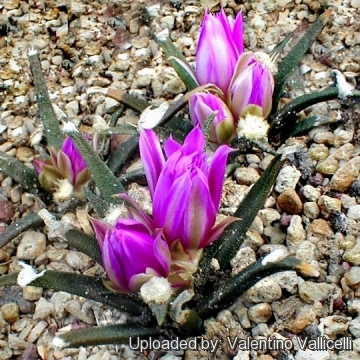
[200,216,239,248]
[153,170,192,243]
[183,169,216,249]
[139,129,165,197]
[102,233,129,292]
[153,231,171,275]
[89,216,113,249]
[208,144,234,210]
[117,193,155,233]
[164,135,181,158]
[182,125,205,154]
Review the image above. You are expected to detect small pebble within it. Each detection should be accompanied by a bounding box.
[349,317,360,338]
[343,244,360,266]
[331,143,354,161]
[27,321,48,343]
[313,131,335,145]
[248,303,272,324]
[244,278,282,303]
[316,156,339,175]
[33,297,55,320]
[296,241,317,262]
[344,266,360,287]
[303,202,320,219]
[286,215,306,249]
[251,323,270,337]
[277,189,303,214]
[318,195,342,218]
[235,167,260,185]
[329,211,347,233]
[309,219,334,241]
[1,303,19,323]
[330,156,360,192]
[302,185,321,202]
[258,209,280,226]
[0,199,15,224]
[65,251,93,271]
[347,205,360,220]
[308,143,329,161]
[275,166,301,193]
[299,282,334,304]
[350,180,360,196]
[308,173,324,186]
[23,286,43,301]
[17,231,46,260]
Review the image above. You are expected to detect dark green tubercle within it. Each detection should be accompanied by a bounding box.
[272,10,332,111]
[28,50,64,149]
[196,256,318,319]
[215,155,284,269]
[269,86,339,132]
[0,213,44,249]
[55,323,160,348]
[0,151,39,193]
[65,228,102,266]
[65,128,126,203]
[25,270,150,317]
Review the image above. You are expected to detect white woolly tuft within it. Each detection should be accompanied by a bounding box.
[17,262,46,287]
[237,114,269,141]
[52,336,70,349]
[262,249,288,265]
[140,277,172,305]
[104,204,128,225]
[333,70,354,99]
[62,121,79,134]
[53,179,74,202]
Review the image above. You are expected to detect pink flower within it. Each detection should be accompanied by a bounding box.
[34,137,90,193]
[92,217,171,293]
[228,52,274,120]
[140,126,237,251]
[196,8,243,95]
[189,92,236,145]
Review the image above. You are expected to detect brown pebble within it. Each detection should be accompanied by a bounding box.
[310,219,334,240]
[0,199,15,224]
[277,189,303,214]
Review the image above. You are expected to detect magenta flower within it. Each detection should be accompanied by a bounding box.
[189,92,236,146]
[34,137,91,194]
[91,217,171,293]
[228,52,274,120]
[140,126,237,252]
[196,8,243,95]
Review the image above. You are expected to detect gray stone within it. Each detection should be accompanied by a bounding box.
[347,205,360,220]
[349,317,360,338]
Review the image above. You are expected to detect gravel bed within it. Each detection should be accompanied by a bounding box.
[1,0,360,359]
